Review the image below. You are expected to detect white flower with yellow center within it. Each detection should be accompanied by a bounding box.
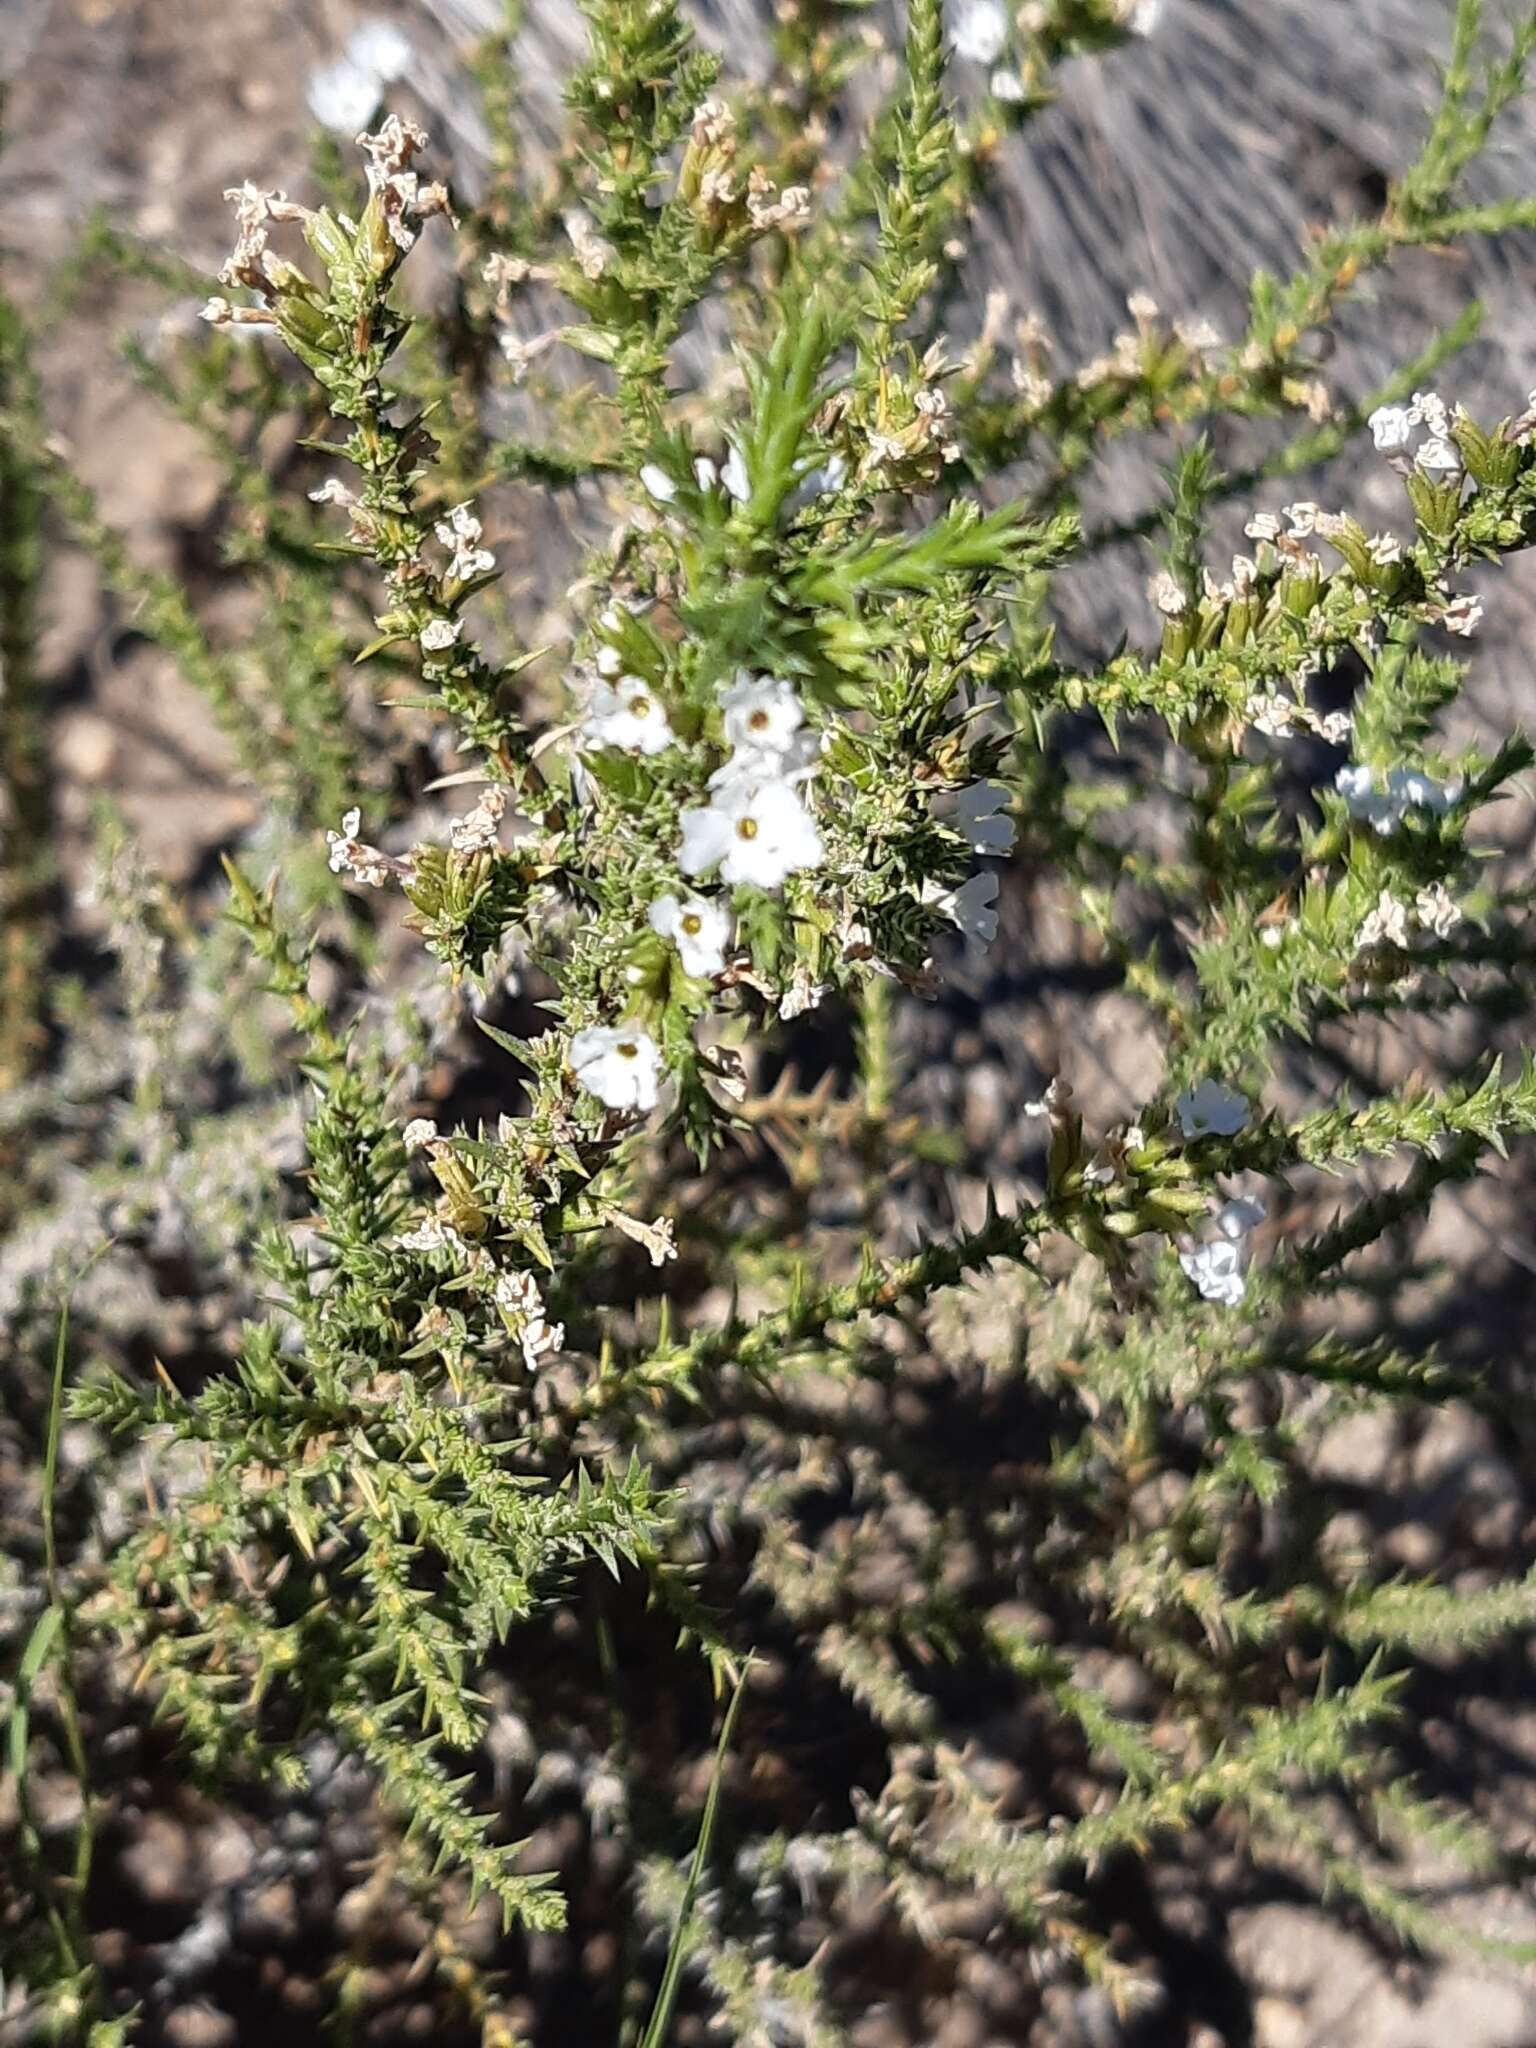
[678,777,824,890]
[720,672,804,756]
[648,893,732,978]
[580,677,674,756]
[569,1025,661,1113]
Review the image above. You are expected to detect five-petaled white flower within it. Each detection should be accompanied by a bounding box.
[649,893,732,978]
[580,677,675,755]
[569,1025,661,1113]
[942,781,1017,854]
[1175,1079,1250,1140]
[678,777,824,889]
[639,463,677,505]
[720,672,804,756]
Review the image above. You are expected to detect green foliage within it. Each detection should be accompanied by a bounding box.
[7,1,1536,2040]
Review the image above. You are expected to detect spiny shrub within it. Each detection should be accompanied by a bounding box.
[8,0,1536,2039]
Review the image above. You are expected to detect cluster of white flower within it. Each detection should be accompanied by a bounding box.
[436,502,496,584]
[1245,683,1351,746]
[1368,391,1463,479]
[357,115,454,255]
[449,786,508,857]
[394,1165,566,1367]
[1180,1194,1266,1306]
[494,1268,565,1372]
[306,19,412,135]
[1334,764,1462,834]
[200,183,314,325]
[678,674,824,890]
[1355,881,1461,952]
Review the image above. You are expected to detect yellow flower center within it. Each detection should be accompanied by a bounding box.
[736,817,759,840]
[748,709,770,731]
[617,1040,638,1059]
[627,695,651,719]
[681,914,703,936]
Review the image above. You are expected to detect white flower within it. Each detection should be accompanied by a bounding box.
[326,807,408,887]
[1416,435,1463,477]
[397,1215,467,1256]
[402,1117,439,1151]
[348,20,413,80]
[449,786,508,855]
[952,0,1008,63]
[1368,404,1415,455]
[709,724,820,793]
[580,677,675,755]
[434,502,496,582]
[941,781,1016,854]
[1388,767,1460,815]
[564,208,614,279]
[950,870,1000,948]
[420,616,462,653]
[719,672,804,756]
[639,463,677,505]
[678,777,824,889]
[1283,501,1322,538]
[495,1269,564,1371]
[1414,881,1462,939]
[1337,763,1461,833]
[648,892,732,978]
[991,66,1026,100]
[1356,890,1410,951]
[1438,593,1483,637]
[1179,1238,1247,1306]
[569,1024,661,1113]
[1412,389,1450,438]
[306,22,413,136]
[309,478,356,508]
[1215,1195,1267,1241]
[1148,570,1187,617]
[1334,764,1396,834]
[720,445,751,504]
[1244,512,1282,543]
[790,452,848,508]
[693,457,719,491]
[1365,532,1403,566]
[1175,1080,1249,1140]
